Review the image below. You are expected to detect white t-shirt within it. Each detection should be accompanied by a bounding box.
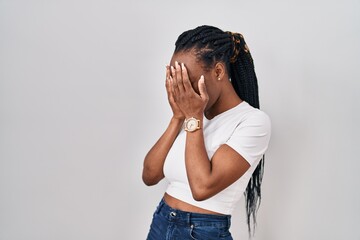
[163,101,271,215]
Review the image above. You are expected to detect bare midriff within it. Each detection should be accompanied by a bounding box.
[163,193,224,215]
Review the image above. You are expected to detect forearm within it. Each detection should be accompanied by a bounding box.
[142,117,184,186]
[184,116,213,200]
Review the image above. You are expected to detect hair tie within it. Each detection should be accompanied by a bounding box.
[226,31,250,63]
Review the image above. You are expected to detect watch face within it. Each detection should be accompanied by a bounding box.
[185,118,198,132]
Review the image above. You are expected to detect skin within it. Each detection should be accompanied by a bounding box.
[142,50,251,215]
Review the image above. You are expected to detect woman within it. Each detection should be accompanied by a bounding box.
[142,25,271,239]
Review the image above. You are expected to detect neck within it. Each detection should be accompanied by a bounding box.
[205,85,242,120]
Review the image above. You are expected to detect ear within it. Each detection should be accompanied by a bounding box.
[213,62,227,81]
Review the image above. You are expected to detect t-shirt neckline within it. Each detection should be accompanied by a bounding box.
[204,101,248,122]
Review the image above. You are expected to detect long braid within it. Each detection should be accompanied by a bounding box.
[229,33,264,236]
[175,25,265,235]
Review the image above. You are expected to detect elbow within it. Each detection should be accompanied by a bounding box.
[142,176,160,186]
[142,169,163,186]
[190,185,212,201]
[193,194,208,202]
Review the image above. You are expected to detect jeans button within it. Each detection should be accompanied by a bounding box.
[170,211,176,217]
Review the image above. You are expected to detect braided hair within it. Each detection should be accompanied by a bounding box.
[174,25,264,235]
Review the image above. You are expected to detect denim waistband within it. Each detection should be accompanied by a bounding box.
[155,198,231,228]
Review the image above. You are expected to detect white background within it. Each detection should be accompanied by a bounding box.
[1,0,360,239]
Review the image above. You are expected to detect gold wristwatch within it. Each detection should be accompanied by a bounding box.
[184,117,201,132]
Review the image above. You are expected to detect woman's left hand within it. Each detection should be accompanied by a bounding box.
[169,61,209,119]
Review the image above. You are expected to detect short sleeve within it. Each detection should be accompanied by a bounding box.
[226,111,271,166]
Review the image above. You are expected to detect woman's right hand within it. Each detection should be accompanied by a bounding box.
[166,65,185,120]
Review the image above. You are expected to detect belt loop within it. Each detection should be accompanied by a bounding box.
[187,212,192,226]
[227,215,231,228]
[155,198,165,214]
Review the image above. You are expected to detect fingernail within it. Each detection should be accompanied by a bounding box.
[181,63,185,69]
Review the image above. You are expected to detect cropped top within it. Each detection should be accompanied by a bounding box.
[163,101,271,215]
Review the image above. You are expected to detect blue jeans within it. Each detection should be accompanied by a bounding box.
[146,198,233,240]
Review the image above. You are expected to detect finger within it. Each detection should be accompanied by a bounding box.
[175,61,185,92]
[166,65,170,80]
[170,66,180,96]
[198,75,209,101]
[170,75,179,100]
[181,63,193,92]
[170,65,176,83]
[165,66,172,94]
[165,68,172,97]
[167,80,176,104]
[165,65,170,88]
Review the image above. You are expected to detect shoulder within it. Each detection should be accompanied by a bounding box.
[235,102,271,130]
[246,109,271,126]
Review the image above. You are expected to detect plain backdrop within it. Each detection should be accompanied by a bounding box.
[1,0,360,239]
